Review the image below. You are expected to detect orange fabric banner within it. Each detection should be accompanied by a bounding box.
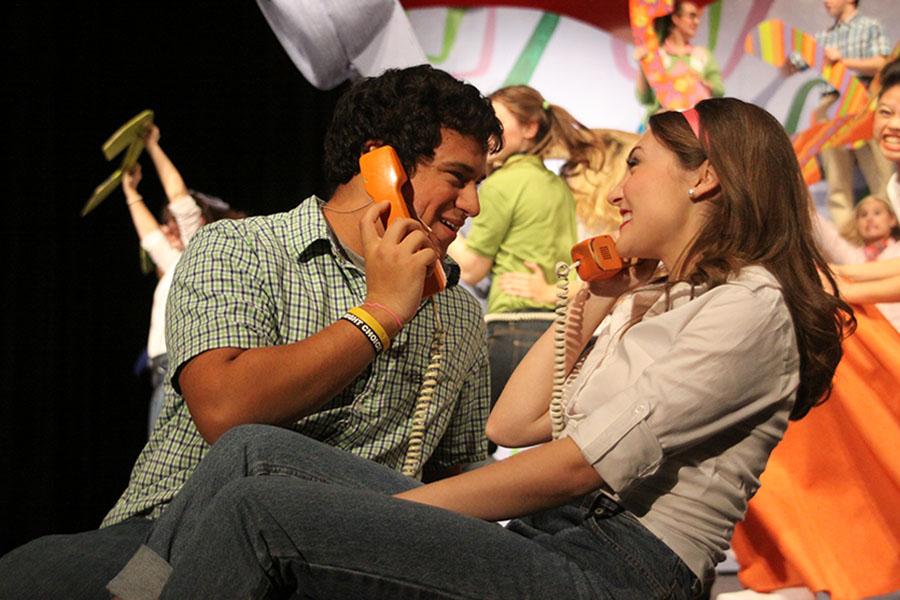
[732,304,900,600]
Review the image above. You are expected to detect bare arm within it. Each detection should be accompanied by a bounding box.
[832,257,900,281]
[824,47,887,77]
[143,125,190,202]
[487,260,659,447]
[181,203,439,443]
[395,436,601,521]
[485,289,617,447]
[447,237,494,285]
[181,322,391,443]
[838,274,900,304]
[812,211,863,264]
[122,165,162,241]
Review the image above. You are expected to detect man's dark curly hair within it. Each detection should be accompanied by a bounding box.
[322,65,502,197]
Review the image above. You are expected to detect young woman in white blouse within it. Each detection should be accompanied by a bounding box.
[108,98,850,600]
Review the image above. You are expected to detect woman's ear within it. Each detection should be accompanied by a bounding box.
[690,161,720,202]
[523,120,540,142]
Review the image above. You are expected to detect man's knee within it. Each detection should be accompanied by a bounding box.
[215,423,284,451]
[216,423,323,463]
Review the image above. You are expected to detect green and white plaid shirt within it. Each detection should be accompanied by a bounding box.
[816,12,890,89]
[102,197,489,527]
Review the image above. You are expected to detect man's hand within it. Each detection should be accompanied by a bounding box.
[824,46,842,65]
[360,202,438,325]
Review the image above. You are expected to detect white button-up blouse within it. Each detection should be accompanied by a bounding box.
[563,265,800,585]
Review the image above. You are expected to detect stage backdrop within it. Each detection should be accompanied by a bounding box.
[405,0,900,133]
[3,0,898,556]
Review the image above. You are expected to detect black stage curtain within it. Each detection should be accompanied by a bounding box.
[3,1,345,553]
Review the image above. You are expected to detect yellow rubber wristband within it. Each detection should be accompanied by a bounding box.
[348,306,391,351]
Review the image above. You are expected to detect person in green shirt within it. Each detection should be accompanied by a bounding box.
[449,85,592,412]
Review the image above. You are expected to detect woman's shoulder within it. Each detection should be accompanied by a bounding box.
[664,266,785,318]
[725,265,782,293]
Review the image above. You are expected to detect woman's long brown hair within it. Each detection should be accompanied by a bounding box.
[649,98,854,419]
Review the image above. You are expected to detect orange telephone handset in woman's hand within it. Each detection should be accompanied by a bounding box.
[359,146,447,297]
[571,235,624,281]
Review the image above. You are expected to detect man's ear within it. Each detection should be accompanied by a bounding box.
[361,139,384,156]
[691,160,720,201]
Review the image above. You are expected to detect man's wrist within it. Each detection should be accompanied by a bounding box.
[342,307,391,354]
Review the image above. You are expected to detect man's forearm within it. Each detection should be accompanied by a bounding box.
[181,316,397,443]
[843,55,887,77]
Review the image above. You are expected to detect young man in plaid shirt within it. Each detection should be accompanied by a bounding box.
[0,65,502,599]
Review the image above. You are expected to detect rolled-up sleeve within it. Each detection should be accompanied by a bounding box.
[568,282,798,493]
[166,221,278,392]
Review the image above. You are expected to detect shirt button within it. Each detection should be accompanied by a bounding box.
[634,405,646,415]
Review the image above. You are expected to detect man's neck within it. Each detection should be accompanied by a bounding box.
[321,179,372,258]
[838,4,857,24]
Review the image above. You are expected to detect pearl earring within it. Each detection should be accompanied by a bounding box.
[688,188,695,199]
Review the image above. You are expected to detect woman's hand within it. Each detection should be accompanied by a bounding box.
[496,261,558,305]
[144,124,160,147]
[587,258,660,298]
[122,164,142,196]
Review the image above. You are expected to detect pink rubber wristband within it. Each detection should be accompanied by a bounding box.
[363,302,404,330]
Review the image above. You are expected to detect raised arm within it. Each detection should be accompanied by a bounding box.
[122,164,161,241]
[487,261,658,447]
[812,210,864,264]
[177,203,438,444]
[143,125,190,202]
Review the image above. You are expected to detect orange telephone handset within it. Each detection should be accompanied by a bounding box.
[359,146,447,297]
[571,235,624,282]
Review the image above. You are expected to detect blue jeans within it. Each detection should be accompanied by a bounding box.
[486,317,552,407]
[114,425,699,599]
[0,517,152,599]
[148,353,168,436]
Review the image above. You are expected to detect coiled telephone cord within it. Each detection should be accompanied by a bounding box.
[401,298,445,478]
[550,261,571,439]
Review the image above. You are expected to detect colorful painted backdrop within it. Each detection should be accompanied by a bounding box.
[406,0,900,133]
